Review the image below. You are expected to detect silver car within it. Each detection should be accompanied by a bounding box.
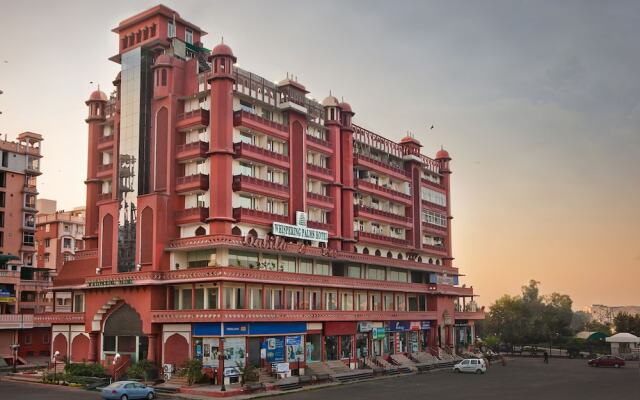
[101,381,155,400]
[453,358,487,374]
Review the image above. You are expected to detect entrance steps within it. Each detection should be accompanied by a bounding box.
[258,368,277,384]
[275,376,302,391]
[331,369,374,383]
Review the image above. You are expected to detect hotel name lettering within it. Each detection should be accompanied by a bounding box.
[272,212,329,243]
[87,278,135,288]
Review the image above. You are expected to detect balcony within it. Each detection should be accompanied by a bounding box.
[421,199,447,212]
[354,204,412,227]
[97,134,115,150]
[356,230,410,247]
[233,142,289,169]
[353,153,411,181]
[306,163,333,181]
[174,207,209,225]
[422,221,448,236]
[26,163,42,176]
[421,177,444,190]
[23,185,38,195]
[306,191,333,209]
[306,134,332,152]
[176,108,210,132]
[233,207,288,225]
[355,179,412,205]
[97,192,113,202]
[233,110,288,141]
[307,220,331,231]
[176,173,209,194]
[421,243,448,255]
[232,174,289,199]
[0,314,35,329]
[176,140,208,162]
[97,163,113,178]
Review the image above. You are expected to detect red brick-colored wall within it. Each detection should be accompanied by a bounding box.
[163,333,189,367]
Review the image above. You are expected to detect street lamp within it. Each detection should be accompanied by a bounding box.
[112,353,121,383]
[10,343,20,373]
[219,338,226,392]
[52,350,60,384]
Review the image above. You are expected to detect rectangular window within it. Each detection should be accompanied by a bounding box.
[1,151,7,168]
[370,292,381,311]
[383,293,394,311]
[423,210,447,227]
[195,288,205,309]
[23,232,35,246]
[346,264,362,279]
[280,256,296,273]
[314,261,331,276]
[238,195,255,210]
[366,265,385,280]
[0,171,5,187]
[63,238,72,249]
[325,291,337,310]
[299,259,313,274]
[181,289,193,310]
[73,293,84,312]
[286,288,303,310]
[355,292,367,311]
[306,289,321,310]
[206,287,218,309]
[0,211,4,228]
[265,287,283,310]
[421,187,447,207]
[228,250,258,268]
[408,295,418,311]
[0,192,5,207]
[168,21,176,38]
[249,286,262,309]
[341,291,353,311]
[395,294,406,311]
[185,28,193,44]
[223,286,245,309]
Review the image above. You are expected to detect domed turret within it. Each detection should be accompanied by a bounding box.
[86,89,108,120]
[322,93,340,123]
[88,90,108,102]
[208,41,236,80]
[322,95,339,107]
[435,148,451,160]
[338,101,354,128]
[211,43,236,61]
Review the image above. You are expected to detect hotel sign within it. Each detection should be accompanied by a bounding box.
[272,212,328,243]
[87,278,134,288]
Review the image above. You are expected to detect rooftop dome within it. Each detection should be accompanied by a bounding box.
[322,95,339,107]
[435,148,451,160]
[88,90,108,102]
[338,101,353,113]
[400,136,421,146]
[211,42,235,59]
[155,54,171,65]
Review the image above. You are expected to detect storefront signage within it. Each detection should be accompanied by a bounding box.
[372,327,386,340]
[286,335,304,361]
[242,234,287,251]
[224,367,240,377]
[358,321,373,332]
[388,320,411,332]
[272,212,328,243]
[410,321,422,331]
[0,296,16,303]
[224,322,249,335]
[87,278,134,288]
[265,337,285,363]
[223,337,246,371]
[421,321,431,330]
[276,362,290,373]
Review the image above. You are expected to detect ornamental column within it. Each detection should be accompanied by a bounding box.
[322,95,342,250]
[339,102,355,252]
[435,149,452,267]
[88,331,99,363]
[147,334,158,364]
[207,43,237,235]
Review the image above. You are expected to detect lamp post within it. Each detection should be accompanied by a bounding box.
[52,350,60,383]
[10,343,20,373]
[219,339,226,392]
[112,353,121,383]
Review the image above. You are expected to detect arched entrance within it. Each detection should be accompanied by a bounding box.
[102,303,147,363]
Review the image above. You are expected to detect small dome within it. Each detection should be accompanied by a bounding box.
[155,54,171,65]
[338,102,352,113]
[88,90,108,102]
[436,148,451,160]
[400,136,421,146]
[322,95,339,107]
[211,43,235,58]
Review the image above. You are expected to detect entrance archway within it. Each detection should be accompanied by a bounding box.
[102,303,147,363]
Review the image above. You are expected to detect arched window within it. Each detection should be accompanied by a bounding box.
[195,226,206,236]
[231,226,241,236]
[397,253,403,260]
[161,69,167,86]
[248,229,258,238]
[387,251,393,258]
[417,256,422,263]
[435,259,440,265]
[375,249,381,257]
[362,247,369,255]
[428,258,433,264]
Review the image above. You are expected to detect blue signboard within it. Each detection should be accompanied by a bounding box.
[388,321,411,332]
[224,322,249,335]
[193,323,221,336]
[265,336,285,362]
[249,322,307,335]
[194,322,307,337]
[421,321,431,330]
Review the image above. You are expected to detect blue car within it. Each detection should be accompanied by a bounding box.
[101,381,155,400]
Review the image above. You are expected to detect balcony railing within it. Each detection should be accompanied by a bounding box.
[233,142,289,166]
[306,191,333,204]
[307,220,331,230]
[176,108,210,131]
[356,230,410,246]
[355,204,412,224]
[421,243,447,254]
[176,173,209,193]
[232,207,288,224]
[233,110,288,137]
[98,135,114,144]
[97,192,112,202]
[306,163,333,178]
[176,140,208,161]
[353,153,411,179]
[355,179,412,203]
[97,163,113,175]
[174,207,209,224]
[306,134,331,148]
[232,174,289,197]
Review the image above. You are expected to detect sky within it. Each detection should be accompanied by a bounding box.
[0,1,638,309]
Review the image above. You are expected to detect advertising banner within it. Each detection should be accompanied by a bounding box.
[265,337,285,363]
[286,335,304,361]
[224,337,246,370]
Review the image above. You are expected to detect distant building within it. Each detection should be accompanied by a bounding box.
[36,201,85,273]
[584,304,640,325]
[0,132,50,362]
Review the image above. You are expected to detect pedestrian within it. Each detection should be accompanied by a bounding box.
[543,351,549,364]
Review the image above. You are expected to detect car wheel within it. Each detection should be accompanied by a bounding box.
[476,369,483,374]
[147,392,155,400]
[120,395,128,400]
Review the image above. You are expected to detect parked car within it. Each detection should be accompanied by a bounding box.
[453,358,487,374]
[588,355,625,368]
[101,381,155,400]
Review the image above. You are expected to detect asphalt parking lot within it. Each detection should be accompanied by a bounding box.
[0,358,637,400]
[273,358,639,400]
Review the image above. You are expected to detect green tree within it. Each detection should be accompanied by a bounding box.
[570,311,592,333]
[613,313,640,336]
[585,320,612,335]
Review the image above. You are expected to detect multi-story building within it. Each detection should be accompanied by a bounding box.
[36,201,86,274]
[45,5,482,378]
[0,132,51,362]
[585,304,640,325]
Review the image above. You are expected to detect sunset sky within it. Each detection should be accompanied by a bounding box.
[0,1,638,309]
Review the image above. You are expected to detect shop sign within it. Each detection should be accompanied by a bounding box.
[276,362,290,373]
[286,335,304,361]
[265,337,285,363]
[421,321,431,330]
[223,337,246,369]
[358,321,373,332]
[87,278,134,288]
[388,320,411,332]
[242,234,287,251]
[410,321,421,331]
[224,367,240,377]
[224,322,249,335]
[0,296,16,303]
[272,212,328,243]
[372,327,386,340]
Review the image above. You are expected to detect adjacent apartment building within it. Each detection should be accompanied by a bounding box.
[0,132,50,362]
[45,5,483,379]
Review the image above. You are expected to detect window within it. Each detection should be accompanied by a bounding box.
[63,238,72,249]
[314,261,330,276]
[168,21,176,37]
[239,100,254,114]
[423,210,447,227]
[280,256,296,273]
[388,268,408,282]
[0,172,5,187]
[286,288,303,310]
[299,259,313,274]
[229,250,258,268]
[248,286,262,309]
[341,292,353,311]
[340,335,352,359]
[306,289,321,310]
[355,292,367,311]
[383,293,394,311]
[187,250,214,268]
[237,195,255,210]
[0,192,5,207]
[346,264,362,279]
[265,286,283,310]
[370,292,382,311]
[23,232,35,246]
[195,288,205,309]
[324,291,337,310]
[24,333,32,345]
[0,211,4,228]
[239,162,255,177]
[73,293,84,312]
[239,132,255,145]
[395,294,406,311]
[185,28,193,44]
[223,286,245,309]
[206,287,218,309]
[367,265,385,280]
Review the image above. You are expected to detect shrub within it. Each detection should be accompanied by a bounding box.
[126,360,157,381]
[238,363,259,385]
[64,362,107,377]
[179,359,203,386]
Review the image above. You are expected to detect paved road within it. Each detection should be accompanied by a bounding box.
[272,358,640,400]
[1,358,638,400]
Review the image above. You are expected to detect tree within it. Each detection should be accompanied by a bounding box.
[585,320,611,335]
[570,311,592,333]
[613,313,640,336]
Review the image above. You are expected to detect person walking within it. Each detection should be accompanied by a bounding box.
[543,351,549,364]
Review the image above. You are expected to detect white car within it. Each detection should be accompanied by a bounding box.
[453,358,487,374]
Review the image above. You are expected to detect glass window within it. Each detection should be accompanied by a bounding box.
[260,254,278,270]
[185,28,193,44]
[281,256,296,273]
[299,259,313,274]
[306,290,321,310]
[223,286,245,309]
[182,289,192,310]
[340,335,352,359]
[325,291,337,310]
[206,287,218,309]
[355,292,367,311]
[341,292,353,311]
[266,287,283,310]
[366,266,385,280]
[249,286,262,309]
[370,292,381,311]
[168,21,175,37]
[346,264,361,279]
[286,288,303,310]
[395,294,406,311]
[383,293,394,311]
[229,250,258,268]
[314,261,331,276]
[73,293,84,312]
[195,288,205,309]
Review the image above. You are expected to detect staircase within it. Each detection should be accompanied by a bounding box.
[275,376,302,391]
[259,368,276,384]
